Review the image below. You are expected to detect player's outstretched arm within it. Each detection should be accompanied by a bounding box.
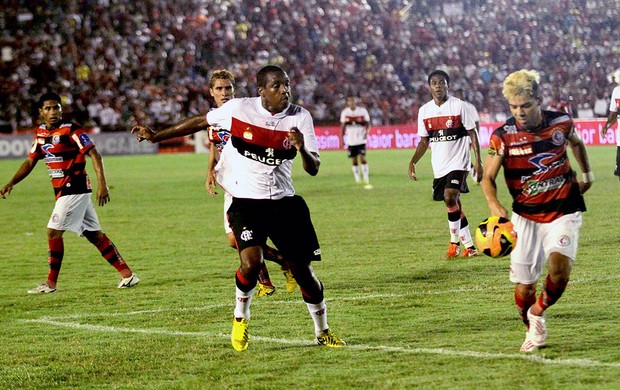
[0,158,37,199]
[132,115,209,143]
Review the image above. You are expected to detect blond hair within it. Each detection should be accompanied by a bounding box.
[502,69,540,100]
[209,69,235,88]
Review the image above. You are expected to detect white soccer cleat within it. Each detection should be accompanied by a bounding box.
[118,274,140,288]
[27,283,57,294]
[520,308,547,352]
[527,308,547,345]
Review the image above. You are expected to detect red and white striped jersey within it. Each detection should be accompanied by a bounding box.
[28,122,94,199]
[489,111,586,223]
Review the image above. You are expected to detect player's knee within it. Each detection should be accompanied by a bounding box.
[83,230,103,244]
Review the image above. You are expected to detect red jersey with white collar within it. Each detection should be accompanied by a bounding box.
[209,98,319,200]
[28,122,94,199]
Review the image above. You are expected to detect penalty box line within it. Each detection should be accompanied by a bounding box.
[22,317,620,369]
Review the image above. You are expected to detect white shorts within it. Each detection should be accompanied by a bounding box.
[509,211,582,284]
[223,191,233,234]
[47,193,102,236]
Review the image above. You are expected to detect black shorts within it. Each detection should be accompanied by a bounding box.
[615,146,620,177]
[227,195,321,262]
[432,170,470,201]
[347,144,367,158]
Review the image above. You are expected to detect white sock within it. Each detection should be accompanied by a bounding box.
[234,286,255,319]
[352,165,361,183]
[460,226,474,248]
[306,300,328,336]
[361,163,369,183]
[449,220,461,243]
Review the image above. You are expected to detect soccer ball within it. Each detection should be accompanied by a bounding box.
[475,216,517,258]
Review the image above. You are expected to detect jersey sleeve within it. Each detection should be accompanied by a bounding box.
[339,108,347,124]
[362,108,371,124]
[206,99,237,129]
[488,129,506,157]
[610,87,620,113]
[299,108,319,155]
[460,101,476,131]
[27,137,42,160]
[70,125,95,154]
[417,107,428,137]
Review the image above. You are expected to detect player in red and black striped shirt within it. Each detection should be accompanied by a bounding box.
[482,70,593,353]
[0,92,139,293]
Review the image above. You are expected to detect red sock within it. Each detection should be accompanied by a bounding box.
[94,234,130,273]
[515,288,536,326]
[537,275,568,310]
[47,238,64,284]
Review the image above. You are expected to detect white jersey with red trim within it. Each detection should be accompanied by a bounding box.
[210,97,319,200]
[417,96,475,178]
[340,106,370,146]
[609,85,620,146]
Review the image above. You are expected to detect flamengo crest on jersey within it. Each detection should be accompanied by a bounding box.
[28,122,94,199]
[488,111,585,223]
[209,97,319,200]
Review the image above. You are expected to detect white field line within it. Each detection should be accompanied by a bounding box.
[21,317,620,368]
[19,275,620,368]
[39,274,618,320]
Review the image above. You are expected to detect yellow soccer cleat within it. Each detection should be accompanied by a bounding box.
[317,329,346,348]
[231,317,250,352]
[282,268,297,293]
[256,283,276,297]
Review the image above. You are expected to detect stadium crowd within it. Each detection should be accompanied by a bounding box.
[0,0,618,133]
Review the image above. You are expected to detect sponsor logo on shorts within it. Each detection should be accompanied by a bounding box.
[557,235,570,247]
[451,179,459,185]
[313,249,321,256]
[240,229,253,241]
[52,213,59,223]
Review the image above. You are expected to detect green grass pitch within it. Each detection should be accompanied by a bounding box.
[1,147,619,389]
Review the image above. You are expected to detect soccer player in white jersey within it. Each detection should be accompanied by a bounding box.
[408,70,483,258]
[600,82,620,181]
[132,65,345,351]
[204,69,296,297]
[340,95,372,189]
